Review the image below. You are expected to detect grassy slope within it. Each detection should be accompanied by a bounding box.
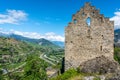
[0,36,64,70]
[0,37,43,70]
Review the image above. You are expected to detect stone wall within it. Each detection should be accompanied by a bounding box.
[65,2,114,70]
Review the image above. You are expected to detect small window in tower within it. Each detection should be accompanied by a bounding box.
[86,17,91,27]
[102,35,104,39]
[73,19,77,24]
[82,12,85,17]
[91,12,95,16]
[88,29,90,33]
[100,46,102,51]
[100,17,103,22]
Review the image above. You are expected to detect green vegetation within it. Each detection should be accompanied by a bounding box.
[22,54,48,80]
[47,49,64,65]
[0,70,3,80]
[0,37,64,80]
[50,68,103,80]
[50,68,78,80]
[93,77,101,80]
[0,37,42,71]
[114,47,120,64]
[1,54,48,80]
[6,62,24,70]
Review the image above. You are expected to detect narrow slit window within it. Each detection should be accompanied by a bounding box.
[91,12,95,16]
[73,19,77,24]
[88,29,90,33]
[86,17,91,27]
[100,17,103,22]
[102,35,104,39]
[100,46,102,51]
[82,12,85,17]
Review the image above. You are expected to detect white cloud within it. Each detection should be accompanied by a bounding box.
[44,32,64,41]
[9,30,64,42]
[0,9,28,24]
[0,28,10,34]
[110,11,120,29]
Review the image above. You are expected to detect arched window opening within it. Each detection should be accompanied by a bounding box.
[73,19,77,24]
[86,17,91,27]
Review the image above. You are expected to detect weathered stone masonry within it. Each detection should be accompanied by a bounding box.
[65,3,114,70]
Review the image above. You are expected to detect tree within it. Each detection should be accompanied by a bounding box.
[0,70,3,80]
[22,54,48,80]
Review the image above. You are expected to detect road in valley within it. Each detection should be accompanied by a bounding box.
[3,53,57,75]
[40,53,56,66]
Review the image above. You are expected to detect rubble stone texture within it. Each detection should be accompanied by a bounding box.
[65,2,114,70]
[80,55,119,74]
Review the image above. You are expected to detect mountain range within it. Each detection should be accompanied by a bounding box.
[0,32,64,48]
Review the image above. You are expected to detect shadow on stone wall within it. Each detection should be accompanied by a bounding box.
[61,57,65,74]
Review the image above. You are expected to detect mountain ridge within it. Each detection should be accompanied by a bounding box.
[0,32,64,48]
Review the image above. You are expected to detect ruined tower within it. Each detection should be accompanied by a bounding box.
[65,3,114,70]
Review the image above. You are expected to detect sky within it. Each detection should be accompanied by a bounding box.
[0,0,120,42]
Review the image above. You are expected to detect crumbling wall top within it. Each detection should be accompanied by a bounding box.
[67,2,114,28]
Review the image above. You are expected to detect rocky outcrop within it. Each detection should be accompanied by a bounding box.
[79,55,119,74]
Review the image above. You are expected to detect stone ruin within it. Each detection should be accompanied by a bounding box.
[65,2,115,71]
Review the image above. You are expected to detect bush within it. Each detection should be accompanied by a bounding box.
[61,68,78,79]
[0,70,4,80]
[93,77,101,80]
[22,54,48,80]
[51,68,78,80]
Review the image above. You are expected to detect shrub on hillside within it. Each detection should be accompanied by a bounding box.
[51,68,78,80]
[114,47,120,64]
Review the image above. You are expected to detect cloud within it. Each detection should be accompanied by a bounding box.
[110,11,120,29]
[0,9,28,24]
[0,28,10,34]
[9,30,64,42]
[44,32,64,42]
